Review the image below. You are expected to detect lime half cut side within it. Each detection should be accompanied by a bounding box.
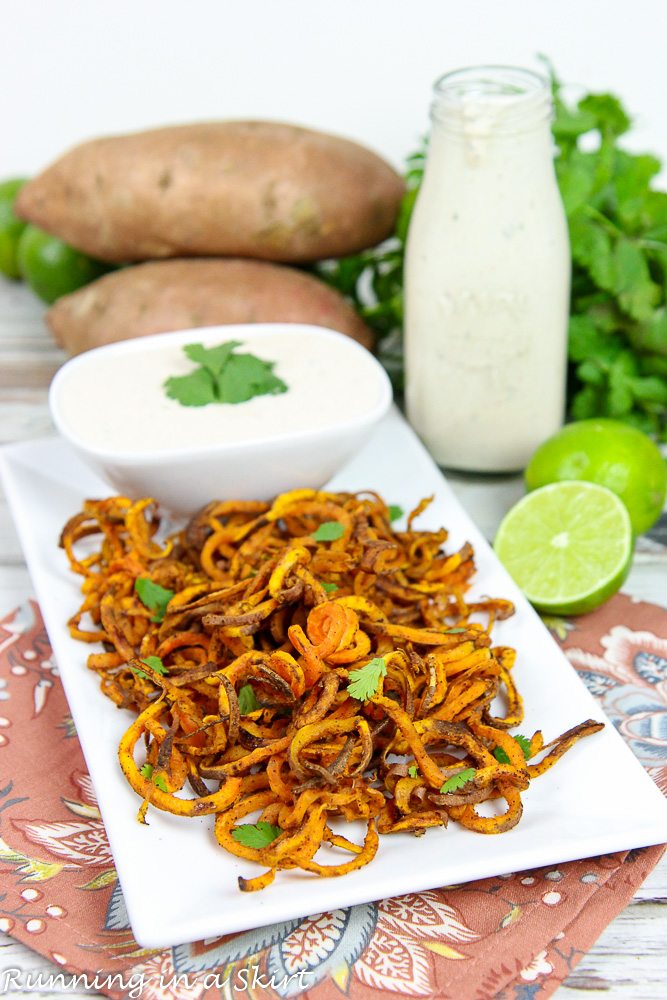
[494,481,633,615]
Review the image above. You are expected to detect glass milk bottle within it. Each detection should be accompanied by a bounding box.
[404,66,570,472]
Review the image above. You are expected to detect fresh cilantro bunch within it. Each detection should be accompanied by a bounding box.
[318,69,667,437]
[164,341,288,407]
[551,73,667,438]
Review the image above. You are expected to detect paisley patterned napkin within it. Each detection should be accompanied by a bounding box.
[0,594,664,1000]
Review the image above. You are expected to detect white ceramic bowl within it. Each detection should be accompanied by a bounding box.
[49,323,392,513]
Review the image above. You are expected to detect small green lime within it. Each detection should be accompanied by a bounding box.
[17,225,110,304]
[525,418,666,536]
[0,178,29,279]
[494,481,633,615]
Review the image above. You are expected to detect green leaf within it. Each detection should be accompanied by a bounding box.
[556,151,596,216]
[140,763,154,780]
[614,238,660,321]
[231,821,282,848]
[321,581,339,593]
[238,684,261,715]
[164,367,218,407]
[141,655,168,676]
[217,353,287,404]
[443,627,468,634]
[514,735,532,759]
[183,340,242,377]
[576,360,605,386]
[153,774,168,793]
[571,385,605,420]
[135,577,175,623]
[388,504,404,523]
[568,315,623,366]
[627,308,667,357]
[407,765,418,778]
[131,666,149,680]
[569,214,615,290]
[165,341,288,408]
[578,93,632,137]
[311,521,345,542]
[347,657,387,701]
[628,375,667,406]
[494,735,532,764]
[440,768,476,794]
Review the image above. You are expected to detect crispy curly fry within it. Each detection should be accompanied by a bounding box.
[62,489,603,890]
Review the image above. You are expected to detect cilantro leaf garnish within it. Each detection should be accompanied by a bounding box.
[321,581,339,593]
[140,762,168,791]
[407,765,418,778]
[347,657,387,701]
[164,340,288,408]
[135,578,174,623]
[494,735,532,764]
[231,821,282,848]
[141,655,169,676]
[444,627,468,634]
[312,521,345,542]
[218,352,287,404]
[238,684,261,715]
[184,340,241,376]
[131,666,149,680]
[388,505,404,523]
[440,768,476,794]
[163,366,217,407]
[514,734,532,759]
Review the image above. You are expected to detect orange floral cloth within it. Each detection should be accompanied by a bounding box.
[0,594,664,1000]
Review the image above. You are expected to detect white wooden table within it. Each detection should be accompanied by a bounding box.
[0,277,665,998]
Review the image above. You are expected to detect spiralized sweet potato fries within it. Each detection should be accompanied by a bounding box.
[61,489,603,891]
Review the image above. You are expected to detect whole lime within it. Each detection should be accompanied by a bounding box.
[0,178,29,279]
[525,418,667,536]
[17,225,109,304]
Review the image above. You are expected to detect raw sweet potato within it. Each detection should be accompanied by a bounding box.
[16,122,404,264]
[46,258,373,355]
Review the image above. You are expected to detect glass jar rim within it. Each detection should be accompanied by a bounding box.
[431,65,552,134]
[433,64,549,101]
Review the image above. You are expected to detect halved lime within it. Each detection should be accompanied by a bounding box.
[494,481,633,615]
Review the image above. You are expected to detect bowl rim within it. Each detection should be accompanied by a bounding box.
[49,323,393,465]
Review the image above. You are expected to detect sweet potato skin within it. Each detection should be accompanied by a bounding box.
[46,258,373,354]
[17,122,404,263]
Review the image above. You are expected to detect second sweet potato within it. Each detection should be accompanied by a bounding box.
[47,258,373,355]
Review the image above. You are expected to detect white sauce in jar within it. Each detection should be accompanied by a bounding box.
[404,67,570,473]
[54,327,386,455]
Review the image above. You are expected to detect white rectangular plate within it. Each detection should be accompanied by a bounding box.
[2,407,666,950]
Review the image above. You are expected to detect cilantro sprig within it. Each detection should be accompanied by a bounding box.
[139,763,168,792]
[238,684,261,715]
[494,734,532,764]
[164,341,288,408]
[135,578,174,623]
[440,768,476,794]
[347,657,387,701]
[232,821,282,848]
[311,521,345,542]
[131,655,169,681]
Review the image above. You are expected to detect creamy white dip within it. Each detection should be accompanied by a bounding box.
[404,67,570,473]
[55,328,385,455]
